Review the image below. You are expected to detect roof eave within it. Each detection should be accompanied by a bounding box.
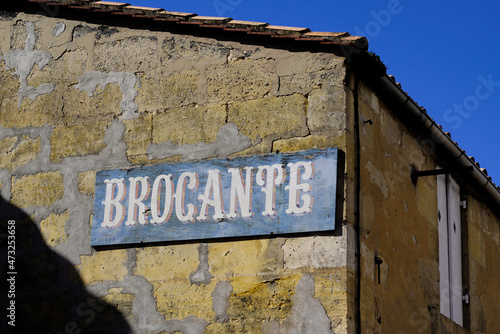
[367,73,500,216]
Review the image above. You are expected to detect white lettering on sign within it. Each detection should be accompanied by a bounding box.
[227,166,253,219]
[101,178,126,228]
[198,169,225,221]
[256,164,285,217]
[100,161,315,228]
[150,174,174,225]
[174,172,199,223]
[126,176,150,226]
[285,161,315,215]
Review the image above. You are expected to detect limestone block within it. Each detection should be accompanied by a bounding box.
[160,69,199,108]
[77,171,96,196]
[102,288,135,318]
[229,139,272,158]
[40,211,69,247]
[206,59,274,102]
[313,272,349,321]
[135,244,216,320]
[0,62,18,98]
[273,134,346,153]
[228,94,308,140]
[50,122,107,163]
[260,274,344,333]
[209,239,277,278]
[274,53,343,76]
[228,275,301,322]
[1,54,59,126]
[136,69,199,112]
[134,244,200,281]
[0,84,63,128]
[93,36,158,72]
[11,172,64,207]
[283,236,346,269]
[278,69,344,96]
[77,249,128,285]
[72,24,119,40]
[62,82,122,126]
[307,88,346,135]
[152,104,226,146]
[49,47,88,83]
[123,113,153,164]
[161,36,230,65]
[153,279,216,321]
[0,135,41,171]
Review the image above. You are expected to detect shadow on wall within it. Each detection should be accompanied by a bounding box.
[0,197,131,333]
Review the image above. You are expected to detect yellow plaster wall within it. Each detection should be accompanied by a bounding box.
[465,197,500,333]
[357,80,442,333]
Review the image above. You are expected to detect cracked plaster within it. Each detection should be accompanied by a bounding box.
[3,21,55,105]
[75,71,140,120]
[147,122,251,161]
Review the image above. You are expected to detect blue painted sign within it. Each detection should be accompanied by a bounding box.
[91,148,339,246]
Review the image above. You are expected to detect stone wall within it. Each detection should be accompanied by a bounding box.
[357,80,440,333]
[356,80,500,334]
[464,196,500,333]
[0,12,351,333]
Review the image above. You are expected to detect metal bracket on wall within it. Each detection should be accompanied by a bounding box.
[375,256,383,284]
[410,166,473,184]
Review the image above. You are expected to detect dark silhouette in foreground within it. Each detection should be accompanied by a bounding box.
[0,197,131,333]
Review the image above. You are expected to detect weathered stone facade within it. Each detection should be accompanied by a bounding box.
[0,10,350,334]
[1,3,499,334]
[355,80,500,333]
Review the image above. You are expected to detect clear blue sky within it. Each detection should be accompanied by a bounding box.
[130,0,500,185]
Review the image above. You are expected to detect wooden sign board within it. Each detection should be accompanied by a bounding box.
[91,148,339,246]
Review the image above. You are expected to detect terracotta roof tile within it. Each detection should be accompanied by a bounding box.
[223,20,268,33]
[303,31,349,38]
[19,0,366,51]
[90,1,129,11]
[158,10,196,17]
[227,20,268,27]
[92,1,128,6]
[154,10,196,21]
[265,25,310,35]
[340,35,368,45]
[190,15,232,22]
[123,5,164,12]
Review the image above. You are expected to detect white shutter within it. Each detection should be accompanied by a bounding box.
[437,174,463,326]
[447,176,463,326]
[437,174,451,318]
